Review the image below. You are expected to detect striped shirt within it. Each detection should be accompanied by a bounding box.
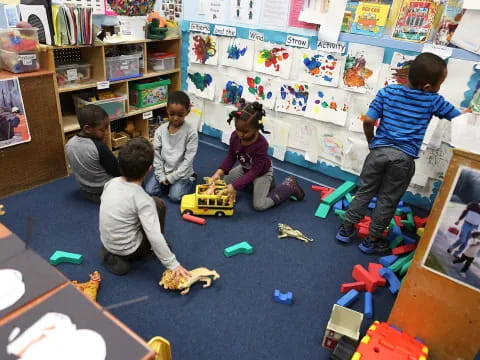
[367,85,460,158]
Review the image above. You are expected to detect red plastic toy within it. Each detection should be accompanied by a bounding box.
[182,213,206,225]
[391,244,417,255]
[340,281,366,293]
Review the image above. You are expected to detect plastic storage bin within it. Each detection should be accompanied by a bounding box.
[0,50,40,73]
[0,28,39,52]
[147,52,176,72]
[105,54,141,81]
[56,63,92,87]
[73,92,126,120]
[129,78,171,108]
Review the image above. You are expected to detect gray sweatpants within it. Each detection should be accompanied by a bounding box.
[345,147,415,238]
[224,165,275,211]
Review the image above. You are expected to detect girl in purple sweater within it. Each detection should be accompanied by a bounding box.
[208,100,304,211]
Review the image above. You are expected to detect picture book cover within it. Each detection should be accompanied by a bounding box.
[392,0,439,43]
[341,2,360,33]
[433,0,465,46]
[351,2,391,37]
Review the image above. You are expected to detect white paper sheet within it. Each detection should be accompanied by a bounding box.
[203,100,234,131]
[439,57,476,108]
[262,116,290,161]
[463,0,480,9]
[304,84,350,126]
[299,0,347,43]
[218,37,255,71]
[186,64,217,100]
[348,94,373,133]
[242,73,277,110]
[288,119,311,151]
[188,33,219,65]
[317,124,347,165]
[230,0,261,25]
[261,0,290,30]
[291,48,344,87]
[274,80,310,116]
[341,136,369,174]
[185,94,204,132]
[451,113,480,154]
[0,269,25,311]
[254,41,293,79]
[422,117,439,147]
[341,43,385,94]
[451,9,480,54]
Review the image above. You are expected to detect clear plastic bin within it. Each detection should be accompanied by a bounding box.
[147,52,176,72]
[105,54,141,81]
[56,63,92,87]
[0,49,40,74]
[0,28,39,52]
[73,93,126,120]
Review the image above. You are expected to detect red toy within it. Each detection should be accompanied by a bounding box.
[413,216,428,229]
[311,185,335,199]
[394,215,403,227]
[448,226,459,235]
[352,265,378,293]
[367,263,387,287]
[353,321,429,360]
[182,213,206,225]
[340,281,366,293]
[391,244,417,255]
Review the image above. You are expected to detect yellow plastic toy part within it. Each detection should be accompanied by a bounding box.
[180,181,234,217]
[148,336,172,360]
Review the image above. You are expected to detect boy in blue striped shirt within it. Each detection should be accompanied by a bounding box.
[336,53,461,254]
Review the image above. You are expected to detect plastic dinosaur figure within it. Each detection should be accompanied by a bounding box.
[159,267,220,295]
[278,223,314,243]
[0,205,5,216]
[71,271,101,301]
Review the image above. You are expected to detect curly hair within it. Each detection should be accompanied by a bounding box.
[227,99,270,134]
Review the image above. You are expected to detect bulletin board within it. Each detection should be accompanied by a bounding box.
[181,1,480,210]
[388,149,480,360]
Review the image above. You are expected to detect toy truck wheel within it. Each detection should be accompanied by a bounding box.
[183,210,193,215]
[215,211,225,217]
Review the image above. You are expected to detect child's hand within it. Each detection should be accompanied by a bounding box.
[204,183,216,195]
[161,180,170,186]
[464,107,472,113]
[171,265,191,279]
[225,184,236,204]
[455,220,460,226]
[209,169,224,183]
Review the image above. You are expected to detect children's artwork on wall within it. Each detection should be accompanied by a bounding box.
[6,312,107,359]
[275,81,309,116]
[262,116,290,160]
[450,9,480,54]
[186,65,216,100]
[384,52,416,86]
[351,2,391,37]
[0,78,31,150]
[341,2,360,33]
[341,43,384,94]
[391,0,439,43]
[203,100,234,132]
[254,41,293,79]
[185,94,204,131]
[242,74,277,110]
[439,57,476,108]
[348,94,374,133]
[318,126,347,165]
[287,119,313,152]
[189,33,219,65]
[217,74,244,105]
[291,48,344,87]
[341,136,369,175]
[230,0,261,25]
[218,37,254,71]
[305,85,349,126]
[433,0,464,46]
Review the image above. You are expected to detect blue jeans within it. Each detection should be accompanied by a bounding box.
[449,221,478,256]
[144,170,196,203]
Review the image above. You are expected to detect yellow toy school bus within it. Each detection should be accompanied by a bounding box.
[180,181,234,217]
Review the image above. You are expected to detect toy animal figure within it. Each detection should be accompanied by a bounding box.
[0,204,5,216]
[71,271,101,301]
[159,267,220,295]
[278,223,314,243]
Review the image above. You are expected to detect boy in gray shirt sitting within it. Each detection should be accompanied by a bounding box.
[99,137,190,278]
[65,105,120,203]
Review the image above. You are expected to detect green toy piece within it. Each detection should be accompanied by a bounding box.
[399,258,413,276]
[345,193,353,203]
[321,181,356,206]
[401,212,415,231]
[388,252,414,273]
[49,250,83,266]
[389,235,403,249]
[224,241,253,257]
[147,18,168,40]
[334,209,346,221]
[315,203,331,219]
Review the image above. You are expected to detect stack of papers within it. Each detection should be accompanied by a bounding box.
[52,5,93,45]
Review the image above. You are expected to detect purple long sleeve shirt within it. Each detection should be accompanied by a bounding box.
[219,132,272,190]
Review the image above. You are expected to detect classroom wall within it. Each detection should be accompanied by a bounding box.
[181,0,480,210]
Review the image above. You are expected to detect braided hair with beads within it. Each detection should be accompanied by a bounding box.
[227,99,270,134]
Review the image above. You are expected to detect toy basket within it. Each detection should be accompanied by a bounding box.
[73,92,126,120]
[129,78,170,108]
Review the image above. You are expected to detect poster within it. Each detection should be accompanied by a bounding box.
[160,0,183,21]
[242,74,277,110]
[254,41,293,79]
[288,0,317,29]
[341,2,360,33]
[0,78,31,150]
[275,81,310,116]
[351,2,391,37]
[230,0,261,25]
[392,0,439,43]
[423,166,480,292]
[186,65,217,100]
[218,37,254,71]
[291,48,344,87]
[384,52,416,86]
[341,43,384,94]
[188,33,219,66]
[305,85,349,126]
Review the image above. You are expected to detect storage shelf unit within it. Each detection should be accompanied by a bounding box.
[40,36,181,149]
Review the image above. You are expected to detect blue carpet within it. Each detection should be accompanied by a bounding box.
[0,134,397,360]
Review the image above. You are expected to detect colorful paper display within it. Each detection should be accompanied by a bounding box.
[242,74,277,110]
[219,37,254,71]
[384,52,416,86]
[351,2,391,37]
[291,48,344,87]
[305,85,350,126]
[275,81,310,115]
[254,41,293,79]
[189,33,219,65]
[392,0,439,43]
[186,65,216,100]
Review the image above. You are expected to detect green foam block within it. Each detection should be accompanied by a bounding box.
[322,181,356,206]
[345,193,353,203]
[224,241,253,257]
[389,235,404,249]
[49,250,83,266]
[315,203,331,219]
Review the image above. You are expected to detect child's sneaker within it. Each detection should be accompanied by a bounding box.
[336,223,356,243]
[359,236,390,254]
[100,246,131,275]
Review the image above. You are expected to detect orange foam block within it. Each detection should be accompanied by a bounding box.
[182,214,206,225]
[368,263,387,287]
[352,264,377,292]
[340,281,366,293]
[392,244,417,255]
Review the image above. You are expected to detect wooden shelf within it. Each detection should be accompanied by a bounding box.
[63,114,80,133]
[109,68,180,84]
[58,81,99,93]
[42,36,181,50]
[128,103,167,117]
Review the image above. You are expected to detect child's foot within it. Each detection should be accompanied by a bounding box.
[358,236,390,254]
[459,272,467,278]
[336,223,356,243]
[282,176,305,201]
[100,247,130,275]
